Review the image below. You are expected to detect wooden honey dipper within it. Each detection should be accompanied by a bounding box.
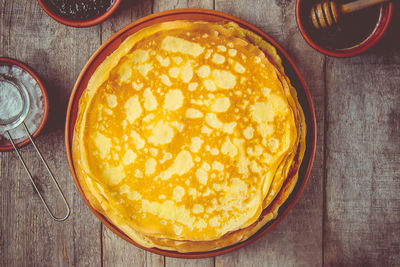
[310,0,391,29]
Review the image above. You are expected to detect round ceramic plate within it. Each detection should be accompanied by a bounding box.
[65,9,317,258]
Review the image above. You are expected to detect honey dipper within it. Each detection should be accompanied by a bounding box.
[310,0,391,29]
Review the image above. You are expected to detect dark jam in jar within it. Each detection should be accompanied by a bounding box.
[44,0,115,21]
[302,0,381,50]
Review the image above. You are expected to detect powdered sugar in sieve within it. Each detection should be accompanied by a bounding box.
[0,63,44,143]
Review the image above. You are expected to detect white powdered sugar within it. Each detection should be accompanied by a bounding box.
[0,64,44,142]
[0,81,23,121]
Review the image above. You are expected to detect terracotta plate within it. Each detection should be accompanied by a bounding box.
[65,9,317,258]
[37,0,122,28]
[0,57,49,152]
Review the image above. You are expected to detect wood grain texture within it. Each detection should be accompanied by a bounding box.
[0,1,102,266]
[215,0,324,266]
[324,7,400,265]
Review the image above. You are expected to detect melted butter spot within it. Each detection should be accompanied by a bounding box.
[234,62,245,73]
[181,61,193,83]
[204,49,213,59]
[190,137,203,153]
[129,49,149,64]
[243,126,254,139]
[203,79,216,91]
[148,121,174,145]
[164,89,184,111]
[119,185,141,201]
[122,149,137,165]
[106,94,117,108]
[211,97,230,113]
[143,88,158,111]
[233,138,250,174]
[173,56,183,65]
[161,36,204,57]
[142,113,155,122]
[268,137,280,152]
[134,63,153,77]
[155,55,170,67]
[150,148,158,156]
[160,152,173,164]
[93,133,111,159]
[262,87,271,96]
[210,148,219,155]
[192,204,204,214]
[160,74,172,86]
[159,150,194,180]
[201,126,212,135]
[196,168,208,185]
[145,158,157,176]
[250,160,261,174]
[171,121,184,132]
[132,81,143,91]
[194,219,207,229]
[169,67,180,78]
[130,130,145,150]
[212,161,224,171]
[212,53,225,64]
[118,63,132,83]
[209,216,220,227]
[135,169,143,178]
[205,113,236,134]
[202,162,210,171]
[186,108,203,119]
[173,185,185,202]
[251,102,275,123]
[228,49,237,57]
[212,70,236,89]
[188,188,198,199]
[125,95,142,124]
[217,45,227,52]
[197,65,210,78]
[188,82,198,91]
[103,165,125,185]
[258,123,274,138]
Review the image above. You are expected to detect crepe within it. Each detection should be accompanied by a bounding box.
[72,20,306,252]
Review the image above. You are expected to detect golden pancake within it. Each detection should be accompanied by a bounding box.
[72,20,306,252]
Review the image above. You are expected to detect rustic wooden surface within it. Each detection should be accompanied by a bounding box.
[0,0,398,266]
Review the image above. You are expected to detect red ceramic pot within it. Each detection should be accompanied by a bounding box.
[37,0,122,28]
[296,0,393,57]
[0,57,49,151]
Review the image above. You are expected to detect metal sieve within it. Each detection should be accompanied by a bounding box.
[0,74,70,221]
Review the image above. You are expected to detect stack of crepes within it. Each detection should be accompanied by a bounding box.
[72,21,306,252]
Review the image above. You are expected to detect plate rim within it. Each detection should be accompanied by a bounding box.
[65,8,317,259]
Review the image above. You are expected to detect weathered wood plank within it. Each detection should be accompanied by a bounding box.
[215,0,324,266]
[324,12,400,265]
[153,0,214,12]
[100,1,165,267]
[0,1,102,266]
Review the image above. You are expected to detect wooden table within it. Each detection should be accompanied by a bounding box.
[1,1,399,266]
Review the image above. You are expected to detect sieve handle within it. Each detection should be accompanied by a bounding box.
[6,122,70,221]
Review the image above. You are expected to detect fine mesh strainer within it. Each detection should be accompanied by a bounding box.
[0,74,70,221]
